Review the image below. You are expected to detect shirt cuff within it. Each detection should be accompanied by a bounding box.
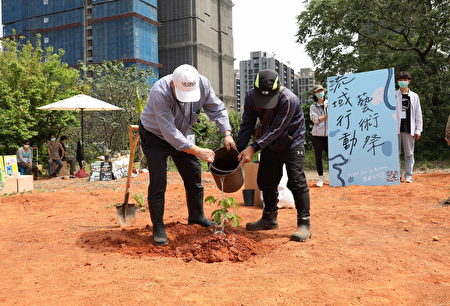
[178,141,194,151]
[250,142,261,152]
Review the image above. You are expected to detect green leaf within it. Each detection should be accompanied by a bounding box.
[205,196,217,204]
[211,209,222,218]
[213,213,221,225]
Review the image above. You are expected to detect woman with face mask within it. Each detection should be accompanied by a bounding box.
[16,140,39,180]
[309,85,328,187]
[47,134,65,177]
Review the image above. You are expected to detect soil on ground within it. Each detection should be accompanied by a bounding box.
[0,170,449,305]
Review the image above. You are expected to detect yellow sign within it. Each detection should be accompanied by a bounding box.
[3,155,18,176]
[0,157,5,178]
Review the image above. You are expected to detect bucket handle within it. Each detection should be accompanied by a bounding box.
[208,163,240,176]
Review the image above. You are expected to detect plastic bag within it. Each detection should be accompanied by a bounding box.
[75,168,87,178]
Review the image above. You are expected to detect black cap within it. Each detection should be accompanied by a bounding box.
[253,69,281,109]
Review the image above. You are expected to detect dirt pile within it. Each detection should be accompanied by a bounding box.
[80,222,269,263]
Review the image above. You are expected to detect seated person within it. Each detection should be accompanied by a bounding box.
[47,134,64,177]
[59,136,76,178]
[16,140,39,180]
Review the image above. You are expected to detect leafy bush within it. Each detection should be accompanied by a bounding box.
[78,61,154,163]
[0,35,79,155]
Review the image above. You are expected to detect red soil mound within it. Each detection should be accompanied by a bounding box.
[79,222,268,263]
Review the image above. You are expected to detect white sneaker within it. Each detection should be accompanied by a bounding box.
[405,177,412,183]
[316,176,324,187]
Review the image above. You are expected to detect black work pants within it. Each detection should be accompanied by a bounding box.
[257,144,310,217]
[312,136,328,176]
[139,124,203,203]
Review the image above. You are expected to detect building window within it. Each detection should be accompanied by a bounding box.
[43,0,49,5]
[87,8,92,15]
[87,40,92,46]
[87,29,92,36]
[88,50,93,57]
[44,37,49,43]
[43,17,49,23]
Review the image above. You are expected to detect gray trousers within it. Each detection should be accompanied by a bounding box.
[398,133,415,179]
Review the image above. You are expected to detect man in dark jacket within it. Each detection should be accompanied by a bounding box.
[236,69,311,242]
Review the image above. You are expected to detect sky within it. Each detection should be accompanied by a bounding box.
[232,0,314,72]
[0,0,313,71]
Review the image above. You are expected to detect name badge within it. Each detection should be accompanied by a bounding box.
[401,110,406,119]
[187,134,195,145]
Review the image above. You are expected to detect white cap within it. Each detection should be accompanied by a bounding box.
[172,64,200,102]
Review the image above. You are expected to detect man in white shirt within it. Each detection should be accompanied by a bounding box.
[395,71,423,183]
[140,64,236,245]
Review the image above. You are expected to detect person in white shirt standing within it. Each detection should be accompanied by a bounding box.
[395,71,423,183]
[309,85,328,187]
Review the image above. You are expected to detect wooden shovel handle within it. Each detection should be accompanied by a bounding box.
[124,125,140,204]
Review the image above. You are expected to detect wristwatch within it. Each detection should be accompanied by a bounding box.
[223,131,232,137]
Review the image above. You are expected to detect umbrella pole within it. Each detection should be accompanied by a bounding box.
[81,109,84,163]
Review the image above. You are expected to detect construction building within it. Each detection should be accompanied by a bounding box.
[158,0,235,109]
[1,0,160,75]
[297,68,316,104]
[234,69,241,112]
[239,51,296,99]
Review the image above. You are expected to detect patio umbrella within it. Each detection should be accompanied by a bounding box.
[37,94,122,164]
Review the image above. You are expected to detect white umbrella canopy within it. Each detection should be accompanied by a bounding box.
[37,94,122,165]
[37,94,122,111]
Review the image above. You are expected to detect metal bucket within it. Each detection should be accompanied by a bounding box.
[209,147,244,193]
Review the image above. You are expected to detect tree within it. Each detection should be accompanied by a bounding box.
[0,35,79,155]
[297,0,450,159]
[193,110,242,150]
[78,61,154,161]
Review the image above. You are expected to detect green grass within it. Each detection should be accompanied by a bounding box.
[413,159,450,172]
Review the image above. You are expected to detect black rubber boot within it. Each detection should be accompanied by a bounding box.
[246,211,278,231]
[290,216,311,242]
[186,189,215,227]
[148,199,168,246]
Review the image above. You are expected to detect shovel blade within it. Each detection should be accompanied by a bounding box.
[116,204,137,227]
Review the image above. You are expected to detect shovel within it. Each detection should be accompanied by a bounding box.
[116,125,140,227]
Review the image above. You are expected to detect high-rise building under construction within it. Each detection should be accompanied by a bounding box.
[158,0,235,109]
[1,0,160,75]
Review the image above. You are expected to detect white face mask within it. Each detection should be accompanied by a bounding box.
[24,145,30,149]
[51,138,56,142]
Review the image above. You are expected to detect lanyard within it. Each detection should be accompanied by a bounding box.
[175,99,192,126]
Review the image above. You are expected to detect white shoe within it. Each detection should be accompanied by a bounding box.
[405,177,412,183]
[316,177,324,187]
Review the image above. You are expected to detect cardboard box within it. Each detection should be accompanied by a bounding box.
[0,177,18,195]
[244,163,263,208]
[17,175,33,193]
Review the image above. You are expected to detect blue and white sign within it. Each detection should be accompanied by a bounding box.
[327,68,400,186]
